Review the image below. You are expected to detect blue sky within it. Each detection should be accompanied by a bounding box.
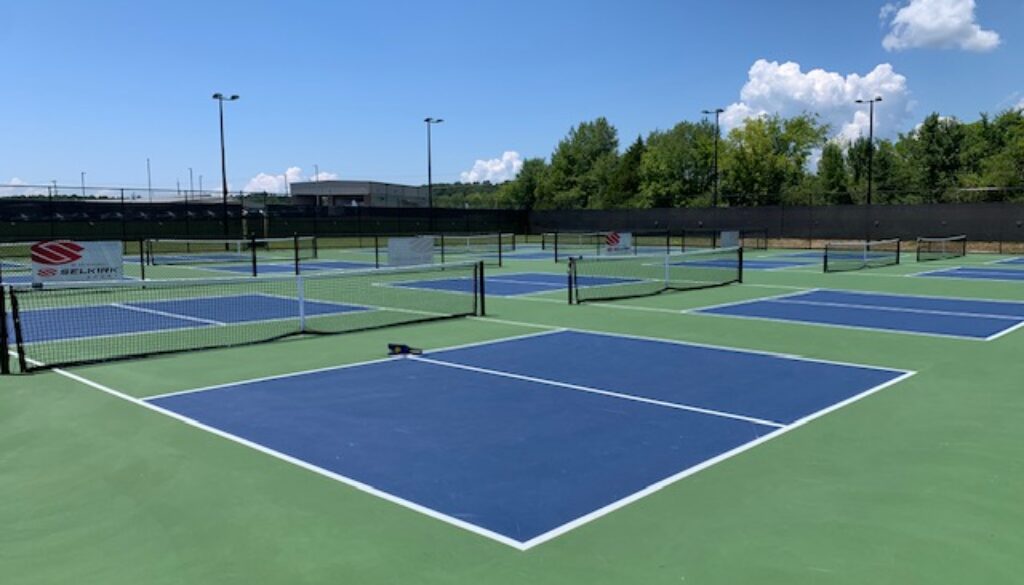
[1,0,1021,193]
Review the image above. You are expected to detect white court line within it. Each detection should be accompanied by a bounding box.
[695,309,990,342]
[517,369,917,549]
[985,320,1024,341]
[111,303,227,326]
[410,355,786,428]
[771,298,1024,321]
[146,328,568,401]
[44,365,528,551]
[679,289,820,314]
[465,318,909,373]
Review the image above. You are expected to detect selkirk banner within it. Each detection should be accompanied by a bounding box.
[31,240,124,284]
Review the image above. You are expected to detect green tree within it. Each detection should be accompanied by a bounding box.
[721,114,828,205]
[637,121,715,207]
[818,142,851,204]
[599,135,646,208]
[497,158,547,210]
[534,117,619,209]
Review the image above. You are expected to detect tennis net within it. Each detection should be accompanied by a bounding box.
[569,247,743,304]
[146,236,317,267]
[916,235,967,262]
[824,239,901,273]
[4,261,483,373]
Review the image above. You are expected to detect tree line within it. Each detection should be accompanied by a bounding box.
[434,109,1024,209]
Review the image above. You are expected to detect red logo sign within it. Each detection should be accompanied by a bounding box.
[605,232,621,247]
[31,241,85,265]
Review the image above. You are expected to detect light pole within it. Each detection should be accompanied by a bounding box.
[146,157,152,202]
[424,117,444,214]
[855,97,882,206]
[213,93,239,237]
[702,108,724,207]
[80,171,86,197]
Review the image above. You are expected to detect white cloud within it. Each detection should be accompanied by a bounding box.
[243,166,338,193]
[1016,98,1024,112]
[721,60,912,142]
[460,151,523,183]
[0,177,33,197]
[881,0,1000,52]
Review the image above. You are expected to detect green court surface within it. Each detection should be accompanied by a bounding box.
[3,248,1024,584]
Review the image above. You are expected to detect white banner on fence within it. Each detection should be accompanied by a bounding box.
[31,240,124,284]
[387,236,435,266]
[602,232,633,255]
[719,230,740,248]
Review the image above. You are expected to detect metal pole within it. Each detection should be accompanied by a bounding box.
[80,171,86,197]
[702,108,724,207]
[867,100,875,207]
[218,98,228,237]
[146,157,152,203]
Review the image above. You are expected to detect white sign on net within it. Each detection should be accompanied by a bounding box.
[31,240,124,284]
[388,236,435,266]
[602,232,633,255]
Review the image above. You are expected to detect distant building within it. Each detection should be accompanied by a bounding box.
[289,180,428,208]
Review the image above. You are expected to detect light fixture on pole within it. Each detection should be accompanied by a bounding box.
[855,97,883,206]
[212,93,240,237]
[424,117,444,213]
[702,108,725,207]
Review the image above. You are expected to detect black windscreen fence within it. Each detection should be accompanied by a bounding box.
[529,203,1024,249]
[3,197,1024,249]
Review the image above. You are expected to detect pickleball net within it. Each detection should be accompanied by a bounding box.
[569,246,743,304]
[824,239,901,273]
[2,260,483,372]
[916,235,967,262]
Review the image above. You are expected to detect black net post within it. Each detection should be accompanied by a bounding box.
[896,239,901,265]
[477,261,486,316]
[10,290,27,373]
[374,236,380,269]
[250,234,258,277]
[498,233,503,268]
[1,287,9,375]
[294,233,300,276]
[567,258,575,305]
[440,234,446,265]
[738,247,744,284]
[138,239,146,281]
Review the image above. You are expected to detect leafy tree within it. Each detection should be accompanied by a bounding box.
[637,121,715,207]
[818,142,850,203]
[600,135,646,208]
[534,118,619,209]
[720,114,828,205]
[496,158,547,210]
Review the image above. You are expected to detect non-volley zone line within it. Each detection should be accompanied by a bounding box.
[697,289,1024,340]
[144,329,911,550]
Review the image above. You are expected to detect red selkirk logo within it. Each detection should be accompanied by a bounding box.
[31,241,85,265]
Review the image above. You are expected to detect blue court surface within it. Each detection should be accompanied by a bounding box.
[996,257,1024,265]
[697,289,1024,340]
[147,330,910,548]
[916,266,1024,282]
[13,293,367,344]
[209,260,374,274]
[392,272,632,297]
